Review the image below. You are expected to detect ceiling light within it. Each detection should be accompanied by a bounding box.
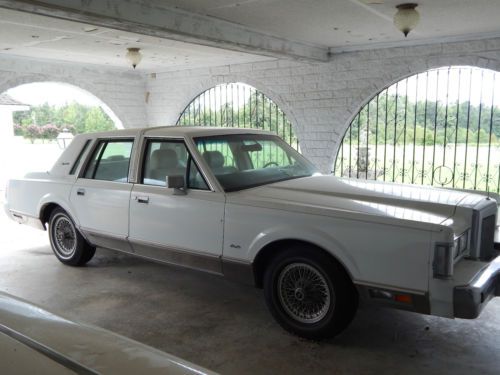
[125,47,142,69]
[394,3,420,37]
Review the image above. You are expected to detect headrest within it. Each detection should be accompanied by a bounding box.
[203,151,225,169]
[150,149,178,170]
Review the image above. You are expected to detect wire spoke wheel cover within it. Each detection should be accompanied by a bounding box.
[52,215,77,258]
[277,262,333,324]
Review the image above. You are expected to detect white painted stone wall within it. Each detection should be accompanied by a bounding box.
[0,55,147,129]
[145,37,500,172]
[3,37,500,173]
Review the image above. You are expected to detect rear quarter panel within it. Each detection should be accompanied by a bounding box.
[6,176,77,225]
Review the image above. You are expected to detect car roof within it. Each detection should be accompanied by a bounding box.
[84,126,275,138]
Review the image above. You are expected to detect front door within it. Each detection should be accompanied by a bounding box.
[128,138,225,274]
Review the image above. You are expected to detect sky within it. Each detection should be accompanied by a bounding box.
[387,66,500,107]
[6,82,103,107]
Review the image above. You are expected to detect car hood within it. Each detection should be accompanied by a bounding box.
[239,175,487,226]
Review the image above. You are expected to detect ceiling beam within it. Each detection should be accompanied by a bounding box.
[0,0,329,62]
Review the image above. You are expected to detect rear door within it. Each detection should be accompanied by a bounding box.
[70,138,135,252]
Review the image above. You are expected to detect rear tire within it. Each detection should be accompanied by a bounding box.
[48,208,95,266]
[263,245,358,340]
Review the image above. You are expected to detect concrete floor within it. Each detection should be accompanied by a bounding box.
[1,211,499,375]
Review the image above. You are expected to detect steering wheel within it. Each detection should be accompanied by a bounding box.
[263,161,279,168]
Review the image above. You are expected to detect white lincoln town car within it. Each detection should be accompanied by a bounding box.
[5,126,500,339]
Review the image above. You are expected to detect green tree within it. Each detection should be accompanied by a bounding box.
[62,102,89,133]
[13,102,116,141]
[84,107,115,133]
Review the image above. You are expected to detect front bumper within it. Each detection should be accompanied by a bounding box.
[454,255,500,318]
[495,224,499,250]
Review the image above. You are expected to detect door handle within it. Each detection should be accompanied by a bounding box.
[76,188,85,196]
[135,196,149,204]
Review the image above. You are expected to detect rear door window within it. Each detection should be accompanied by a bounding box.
[83,139,134,182]
[70,139,91,175]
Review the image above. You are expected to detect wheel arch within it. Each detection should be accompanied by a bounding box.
[38,195,79,229]
[252,238,356,289]
[39,202,60,228]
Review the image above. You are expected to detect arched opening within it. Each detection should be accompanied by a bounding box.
[0,81,123,189]
[177,82,299,150]
[334,66,500,193]
[5,81,123,131]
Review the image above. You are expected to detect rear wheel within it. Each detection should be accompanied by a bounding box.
[263,245,358,340]
[48,208,95,266]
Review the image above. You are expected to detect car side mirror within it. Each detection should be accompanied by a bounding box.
[166,175,186,195]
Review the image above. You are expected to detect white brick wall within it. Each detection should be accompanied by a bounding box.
[0,55,147,129]
[146,37,500,172]
[4,36,500,173]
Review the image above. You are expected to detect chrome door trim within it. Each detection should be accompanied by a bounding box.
[129,238,223,275]
[80,228,134,253]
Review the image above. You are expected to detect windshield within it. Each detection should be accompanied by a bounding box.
[194,134,317,192]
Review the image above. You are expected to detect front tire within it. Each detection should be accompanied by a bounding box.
[263,245,358,340]
[48,208,95,266]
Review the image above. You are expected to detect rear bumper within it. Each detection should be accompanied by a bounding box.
[3,202,10,219]
[3,205,45,231]
[454,255,500,318]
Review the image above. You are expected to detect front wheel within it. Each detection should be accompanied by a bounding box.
[48,208,96,266]
[263,245,358,340]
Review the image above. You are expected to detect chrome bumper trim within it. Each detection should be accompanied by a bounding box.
[494,225,499,250]
[454,255,500,319]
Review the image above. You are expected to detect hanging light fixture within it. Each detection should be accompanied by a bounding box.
[394,3,420,37]
[126,47,142,69]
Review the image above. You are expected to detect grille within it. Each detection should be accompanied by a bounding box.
[480,215,496,260]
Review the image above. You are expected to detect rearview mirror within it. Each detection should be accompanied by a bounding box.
[240,143,262,152]
[166,175,186,195]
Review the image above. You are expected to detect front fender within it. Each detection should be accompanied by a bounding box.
[248,224,360,279]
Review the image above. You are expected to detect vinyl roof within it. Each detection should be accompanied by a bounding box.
[82,126,274,139]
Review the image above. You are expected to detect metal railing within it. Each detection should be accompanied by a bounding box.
[334,66,500,193]
[176,82,299,150]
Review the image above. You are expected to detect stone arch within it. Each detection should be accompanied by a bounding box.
[334,63,500,192]
[340,55,500,151]
[174,74,304,149]
[0,74,125,129]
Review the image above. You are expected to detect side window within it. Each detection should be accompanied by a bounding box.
[83,140,134,182]
[70,139,91,175]
[142,140,208,190]
[188,157,209,190]
[196,139,238,175]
